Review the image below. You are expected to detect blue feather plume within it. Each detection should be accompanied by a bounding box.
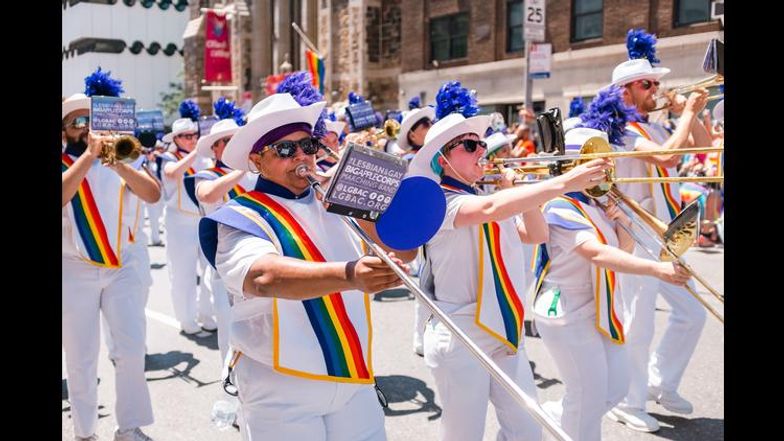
[348,91,365,104]
[577,85,641,145]
[84,67,124,97]
[569,97,585,118]
[179,100,200,121]
[276,71,327,137]
[408,96,421,110]
[213,96,237,120]
[626,29,660,65]
[434,81,480,121]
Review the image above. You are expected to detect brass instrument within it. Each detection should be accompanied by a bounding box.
[345,119,402,151]
[100,134,143,166]
[651,74,724,111]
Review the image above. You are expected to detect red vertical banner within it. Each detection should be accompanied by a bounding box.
[204,11,232,83]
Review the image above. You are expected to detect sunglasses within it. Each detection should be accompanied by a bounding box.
[177,133,198,140]
[68,116,90,129]
[635,79,660,90]
[444,138,487,154]
[263,137,321,158]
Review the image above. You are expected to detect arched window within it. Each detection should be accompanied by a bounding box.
[158,0,171,10]
[174,0,188,12]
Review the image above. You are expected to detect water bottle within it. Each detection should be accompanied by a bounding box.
[211,399,238,431]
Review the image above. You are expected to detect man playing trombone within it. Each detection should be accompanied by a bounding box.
[605,29,712,433]
[408,81,611,441]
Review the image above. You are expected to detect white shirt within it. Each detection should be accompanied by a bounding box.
[160,150,212,213]
[195,171,258,216]
[214,189,365,365]
[616,122,672,211]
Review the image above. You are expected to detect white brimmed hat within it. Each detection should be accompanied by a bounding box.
[196,119,241,159]
[564,127,609,154]
[324,120,346,136]
[223,93,326,172]
[62,93,90,120]
[162,118,199,143]
[397,107,436,152]
[610,59,671,87]
[712,99,724,123]
[408,113,491,182]
[483,131,517,158]
[563,116,583,132]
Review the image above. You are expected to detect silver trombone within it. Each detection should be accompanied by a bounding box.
[295,164,573,441]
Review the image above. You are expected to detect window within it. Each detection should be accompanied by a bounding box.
[430,13,469,62]
[507,0,524,52]
[571,0,602,42]
[675,0,710,27]
[69,38,127,55]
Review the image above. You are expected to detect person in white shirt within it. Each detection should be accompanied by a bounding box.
[199,92,415,441]
[605,29,711,433]
[62,68,160,441]
[532,128,689,441]
[159,114,215,335]
[408,81,612,441]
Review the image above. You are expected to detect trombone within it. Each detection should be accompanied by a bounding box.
[651,74,724,112]
[295,164,573,441]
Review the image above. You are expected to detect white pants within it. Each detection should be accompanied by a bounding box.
[424,314,542,441]
[164,211,212,328]
[234,356,386,441]
[204,264,231,362]
[618,268,706,410]
[412,299,427,351]
[536,308,629,441]
[62,256,153,438]
[145,200,164,244]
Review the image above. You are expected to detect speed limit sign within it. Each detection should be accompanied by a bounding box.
[524,0,546,42]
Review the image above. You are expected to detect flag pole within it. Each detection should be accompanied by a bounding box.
[291,22,324,58]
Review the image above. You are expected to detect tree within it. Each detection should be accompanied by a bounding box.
[159,70,185,125]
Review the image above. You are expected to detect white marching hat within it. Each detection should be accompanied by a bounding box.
[564,127,609,154]
[712,99,724,123]
[563,116,583,132]
[408,113,491,182]
[223,93,326,172]
[162,118,199,143]
[62,93,90,120]
[324,120,346,136]
[483,131,517,158]
[196,119,241,158]
[397,106,436,152]
[610,59,671,87]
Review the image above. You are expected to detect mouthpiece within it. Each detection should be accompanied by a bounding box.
[295,164,311,177]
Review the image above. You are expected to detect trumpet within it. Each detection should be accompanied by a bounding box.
[100,134,143,166]
[651,74,724,111]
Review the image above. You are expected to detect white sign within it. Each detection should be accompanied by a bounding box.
[529,43,552,79]
[524,0,546,42]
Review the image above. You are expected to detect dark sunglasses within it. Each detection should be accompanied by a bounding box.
[444,138,487,154]
[263,137,321,158]
[636,79,660,90]
[177,132,198,140]
[68,116,90,129]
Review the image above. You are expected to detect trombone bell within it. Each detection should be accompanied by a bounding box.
[661,200,701,261]
[577,136,614,198]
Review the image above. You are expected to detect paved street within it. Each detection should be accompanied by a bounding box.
[63,221,724,441]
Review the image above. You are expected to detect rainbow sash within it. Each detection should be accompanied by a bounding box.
[536,196,624,343]
[441,184,525,351]
[203,191,373,383]
[627,122,681,222]
[192,166,247,201]
[62,154,123,268]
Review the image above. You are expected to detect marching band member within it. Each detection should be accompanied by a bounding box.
[198,90,415,440]
[409,81,611,441]
[606,29,710,432]
[533,125,689,441]
[159,101,215,336]
[397,96,435,161]
[62,68,159,441]
[191,98,256,363]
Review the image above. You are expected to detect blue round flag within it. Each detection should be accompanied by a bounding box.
[376,176,446,250]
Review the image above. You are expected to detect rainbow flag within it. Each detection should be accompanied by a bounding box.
[305,49,325,94]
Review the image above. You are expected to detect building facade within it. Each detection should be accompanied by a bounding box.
[397,0,722,124]
[62,0,190,117]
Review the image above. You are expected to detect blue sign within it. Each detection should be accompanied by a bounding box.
[346,101,377,131]
[530,72,550,79]
[198,115,220,136]
[90,96,136,132]
[136,109,165,134]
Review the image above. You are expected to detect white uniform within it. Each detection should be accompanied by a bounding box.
[193,165,258,361]
[614,122,706,411]
[422,178,542,441]
[533,195,630,441]
[204,179,386,441]
[145,156,165,244]
[62,152,153,438]
[159,149,213,331]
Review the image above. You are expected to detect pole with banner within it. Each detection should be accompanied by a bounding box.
[523,0,546,119]
[204,10,232,84]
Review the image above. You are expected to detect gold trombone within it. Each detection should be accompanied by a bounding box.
[651,74,724,111]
